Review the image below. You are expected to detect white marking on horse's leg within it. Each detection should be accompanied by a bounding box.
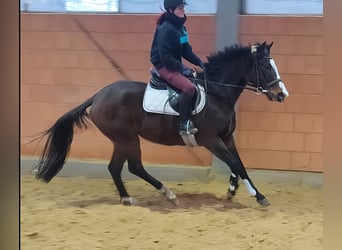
[227,173,239,200]
[242,179,257,196]
[229,173,238,192]
[159,186,178,204]
[121,197,136,205]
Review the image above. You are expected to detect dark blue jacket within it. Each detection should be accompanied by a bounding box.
[150,13,202,72]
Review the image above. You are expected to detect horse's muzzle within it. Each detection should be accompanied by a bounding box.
[277,92,286,102]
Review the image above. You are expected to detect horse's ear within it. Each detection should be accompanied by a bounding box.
[259,41,267,52]
[262,41,267,47]
[266,41,273,52]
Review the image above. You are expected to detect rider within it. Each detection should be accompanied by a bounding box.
[150,0,205,135]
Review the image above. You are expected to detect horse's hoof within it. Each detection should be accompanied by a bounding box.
[169,197,179,205]
[159,186,179,205]
[227,190,235,200]
[257,198,270,207]
[121,197,136,206]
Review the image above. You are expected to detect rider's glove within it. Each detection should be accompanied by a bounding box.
[182,68,193,77]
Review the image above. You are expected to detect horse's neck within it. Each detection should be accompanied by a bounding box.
[201,68,247,106]
[200,48,252,109]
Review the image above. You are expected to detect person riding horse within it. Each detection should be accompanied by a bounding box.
[150,0,205,135]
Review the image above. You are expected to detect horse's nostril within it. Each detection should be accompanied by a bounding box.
[277,93,285,102]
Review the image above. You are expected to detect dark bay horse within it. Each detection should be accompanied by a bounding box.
[35,42,289,207]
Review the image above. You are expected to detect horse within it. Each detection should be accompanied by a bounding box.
[35,41,289,207]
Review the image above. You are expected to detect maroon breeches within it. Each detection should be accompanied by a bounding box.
[157,67,195,97]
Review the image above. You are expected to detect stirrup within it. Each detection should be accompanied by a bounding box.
[179,120,198,135]
[179,128,198,135]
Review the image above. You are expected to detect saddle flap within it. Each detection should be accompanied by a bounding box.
[143,82,206,116]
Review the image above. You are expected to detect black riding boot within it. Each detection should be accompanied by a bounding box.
[178,93,198,135]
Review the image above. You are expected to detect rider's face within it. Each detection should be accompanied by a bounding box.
[173,5,185,18]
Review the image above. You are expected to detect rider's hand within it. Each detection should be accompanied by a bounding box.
[182,68,194,77]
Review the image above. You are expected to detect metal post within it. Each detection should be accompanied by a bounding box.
[212,0,241,176]
[216,0,240,51]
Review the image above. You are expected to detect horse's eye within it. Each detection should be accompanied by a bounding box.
[263,63,272,70]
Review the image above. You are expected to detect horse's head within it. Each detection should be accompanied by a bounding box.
[247,42,289,102]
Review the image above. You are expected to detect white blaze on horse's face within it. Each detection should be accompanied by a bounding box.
[269,58,289,97]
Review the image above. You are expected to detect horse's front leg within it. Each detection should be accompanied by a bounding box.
[227,172,239,200]
[206,136,270,207]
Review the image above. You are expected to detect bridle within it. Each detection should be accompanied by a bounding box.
[192,45,283,95]
[246,60,283,95]
[247,45,283,95]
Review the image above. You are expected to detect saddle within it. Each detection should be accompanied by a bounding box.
[143,68,206,116]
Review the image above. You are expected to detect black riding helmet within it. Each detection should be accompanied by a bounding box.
[164,0,188,11]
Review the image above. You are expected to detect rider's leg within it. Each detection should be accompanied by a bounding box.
[157,67,198,134]
[178,92,198,135]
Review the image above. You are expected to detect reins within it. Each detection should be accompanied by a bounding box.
[190,75,270,95]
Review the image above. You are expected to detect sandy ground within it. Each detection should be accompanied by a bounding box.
[21,173,322,250]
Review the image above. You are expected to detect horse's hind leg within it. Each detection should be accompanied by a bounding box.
[125,137,178,205]
[107,145,132,204]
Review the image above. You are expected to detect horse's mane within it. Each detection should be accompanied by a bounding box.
[207,44,249,64]
[205,44,250,75]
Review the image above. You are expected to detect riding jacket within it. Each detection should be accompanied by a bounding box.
[150,13,202,72]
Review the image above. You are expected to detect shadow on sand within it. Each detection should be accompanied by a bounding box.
[66,192,247,212]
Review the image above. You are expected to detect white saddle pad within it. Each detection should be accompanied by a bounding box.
[143,83,206,116]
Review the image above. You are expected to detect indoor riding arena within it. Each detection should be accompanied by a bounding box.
[21,1,327,249]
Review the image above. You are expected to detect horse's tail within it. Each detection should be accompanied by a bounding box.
[35,96,95,183]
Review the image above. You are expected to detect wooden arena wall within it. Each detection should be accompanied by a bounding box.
[237,16,323,172]
[21,13,323,172]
